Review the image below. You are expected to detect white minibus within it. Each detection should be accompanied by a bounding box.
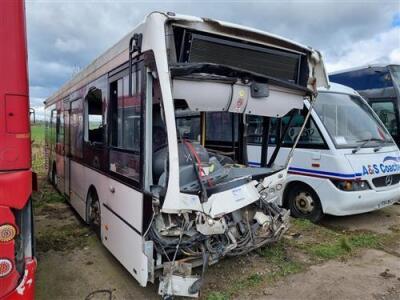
[248,83,400,222]
[45,12,328,298]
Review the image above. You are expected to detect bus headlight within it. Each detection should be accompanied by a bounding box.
[0,224,17,243]
[330,180,370,191]
[0,259,13,277]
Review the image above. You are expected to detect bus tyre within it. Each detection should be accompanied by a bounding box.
[51,163,58,187]
[287,184,323,223]
[88,190,101,238]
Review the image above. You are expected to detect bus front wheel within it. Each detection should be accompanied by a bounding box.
[287,184,323,223]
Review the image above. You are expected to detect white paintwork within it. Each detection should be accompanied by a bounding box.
[248,84,400,216]
[67,159,148,285]
[69,159,144,231]
[244,85,304,117]
[173,79,232,112]
[102,206,148,286]
[202,181,260,218]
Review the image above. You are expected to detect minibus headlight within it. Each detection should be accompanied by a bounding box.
[0,224,17,243]
[330,179,370,191]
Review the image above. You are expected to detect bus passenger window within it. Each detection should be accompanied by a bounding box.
[56,111,64,144]
[85,87,103,144]
[370,101,398,136]
[109,64,143,182]
[282,111,324,147]
[247,115,278,145]
[70,99,83,158]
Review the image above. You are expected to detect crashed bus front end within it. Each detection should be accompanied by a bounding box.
[147,14,328,298]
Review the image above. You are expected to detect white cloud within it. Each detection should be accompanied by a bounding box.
[55,37,84,53]
[325,27,400,72]
[389,48,400,64]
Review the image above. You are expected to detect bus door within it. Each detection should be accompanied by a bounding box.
[64,99,70,198]
[66,98,83,201]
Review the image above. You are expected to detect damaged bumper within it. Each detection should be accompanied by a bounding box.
[151,171,290,298]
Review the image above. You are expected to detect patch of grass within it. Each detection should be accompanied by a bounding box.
[206,292,229,300]
[290,218,315,231]
[36,223,92,252]
[224,272,264,297]
[260,241,286,263]
[349,232,380,248]
[245,273,263,286]
[261,242,304,279]
[267,260,303,280]
[297,230,383,260]
[33,180,65,210]
[31,123,45,144]
[308,241,348,259]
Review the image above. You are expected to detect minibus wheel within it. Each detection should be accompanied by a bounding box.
[287,184,323,223]
[87,189,101,238]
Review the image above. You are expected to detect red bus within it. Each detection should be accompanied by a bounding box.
[0,0,36,299]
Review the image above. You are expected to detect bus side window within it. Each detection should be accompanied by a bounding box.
[370,101,399,136]
[281,110,324,147]
[70,99,83,159]
[56,110,64,144]
[109,63,143,182]
[247,115,278,145]
[85,87,104,144]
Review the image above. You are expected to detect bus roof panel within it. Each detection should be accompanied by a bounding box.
[46,11,328,106]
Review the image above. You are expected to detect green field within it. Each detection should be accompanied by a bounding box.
[31,123,46,174]
[31,123,45,144]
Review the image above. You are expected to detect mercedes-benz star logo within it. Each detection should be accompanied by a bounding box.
[385,175,393,186]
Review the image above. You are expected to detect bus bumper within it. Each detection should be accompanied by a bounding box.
[318,181,400,216]
[2,258,36,300]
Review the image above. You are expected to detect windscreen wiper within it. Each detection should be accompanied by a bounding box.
[352,138,384,154]
[373,139,392,152]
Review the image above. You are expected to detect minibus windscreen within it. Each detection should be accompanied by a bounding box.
[314,92,393,148]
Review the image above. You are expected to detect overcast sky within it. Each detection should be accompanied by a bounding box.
[26,0,400,118]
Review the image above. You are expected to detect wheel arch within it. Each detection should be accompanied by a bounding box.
[85,184,99,223]
[283,180,323,212]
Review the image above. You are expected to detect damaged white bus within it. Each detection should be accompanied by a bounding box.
[45,12,328,298]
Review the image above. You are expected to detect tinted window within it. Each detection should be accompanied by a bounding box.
[111,71,142,151]
[109,63,143,182]
[56,111,64,144]
[70,99,83,158]
[206,112,238,142]
[281,111,324,147]
[247,115,278,145]
[370,101,398,136]
[330,68,393,91]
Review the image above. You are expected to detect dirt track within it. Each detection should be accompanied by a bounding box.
[34,180,400,300]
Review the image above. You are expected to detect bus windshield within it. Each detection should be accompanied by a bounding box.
[314,92,393,148]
